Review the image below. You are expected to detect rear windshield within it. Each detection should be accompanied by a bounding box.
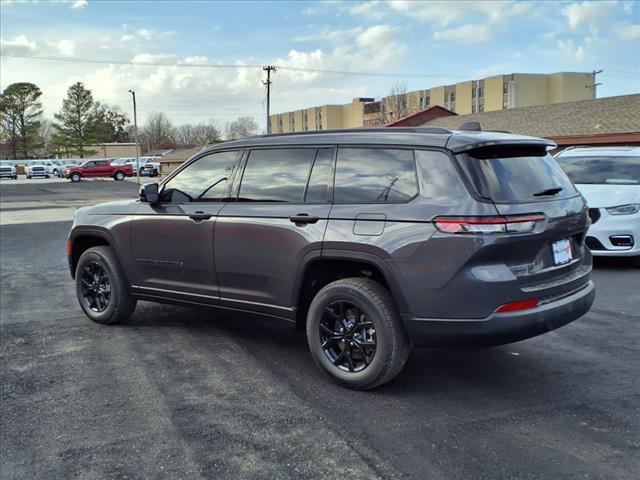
[457,148,577,203]
[555,155,640,185]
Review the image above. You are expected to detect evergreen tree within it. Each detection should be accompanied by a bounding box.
[52,82,98,158]
[0,82,44,159]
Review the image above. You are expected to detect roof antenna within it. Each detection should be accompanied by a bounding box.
[458,121,482,131]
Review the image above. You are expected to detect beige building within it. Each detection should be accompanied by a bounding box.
[58,143,141,159]
[270,72,595,131]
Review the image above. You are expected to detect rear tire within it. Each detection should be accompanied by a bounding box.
[114,171,125,181]
[75,246,136,324]
[26,175,31,179]
[71,173,81,182]
[306,278,410,390]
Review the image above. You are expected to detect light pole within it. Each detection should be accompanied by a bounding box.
[128,89,140,185]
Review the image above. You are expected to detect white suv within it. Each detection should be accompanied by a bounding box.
[555,146,640,266]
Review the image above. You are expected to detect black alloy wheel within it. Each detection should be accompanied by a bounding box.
[79,261,111,313]
[319,300,377,372]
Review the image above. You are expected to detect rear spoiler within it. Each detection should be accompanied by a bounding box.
[446,132,557,154]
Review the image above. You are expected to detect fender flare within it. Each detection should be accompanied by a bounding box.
[291,249,410,316]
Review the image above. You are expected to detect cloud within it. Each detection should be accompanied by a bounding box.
[561,1,617,32]
[131,53,178,64]
[350,1,531,27]
[71,0,87,8]
[294,27,363,43]
[0,34,37,54]
[616,24,640,40]
[556,38,589,62]
[119,28,174,44]
[433,24,493,44]
[356,25,395,49]
[56,39,75,55]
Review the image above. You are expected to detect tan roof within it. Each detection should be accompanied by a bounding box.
[158,146,206,163]
[421,94,640,138]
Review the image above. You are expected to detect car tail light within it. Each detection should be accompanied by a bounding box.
[433,214,545,234]
[495,299,539,313]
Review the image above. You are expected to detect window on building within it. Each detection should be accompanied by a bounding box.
[503,82,509,94]
[478,87,484,97]
[305,148,334,203]
[238,148,316,202]
[160,150,240,202]
[334,148,418,203]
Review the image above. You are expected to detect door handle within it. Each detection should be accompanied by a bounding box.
[189,211,212,222]
[289,213,320,225]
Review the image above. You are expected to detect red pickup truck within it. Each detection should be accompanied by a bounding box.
[64,159,134,182]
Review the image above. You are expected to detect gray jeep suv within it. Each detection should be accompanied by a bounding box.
[67,128,595,389]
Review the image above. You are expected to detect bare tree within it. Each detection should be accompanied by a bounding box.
[225,116,258,140]
[378,82,409,125]
[192,121,221,145]
[142,112,175,150]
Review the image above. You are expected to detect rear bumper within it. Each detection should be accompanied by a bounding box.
[402,280,595,347]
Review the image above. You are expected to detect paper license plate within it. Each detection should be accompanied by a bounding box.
[552,239,572,265]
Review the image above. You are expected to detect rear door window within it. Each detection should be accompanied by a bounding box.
[238,148,316,202]
[334,148,418,203]
[457,146,577,203]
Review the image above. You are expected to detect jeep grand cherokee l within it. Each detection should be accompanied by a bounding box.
[67,128,595,389]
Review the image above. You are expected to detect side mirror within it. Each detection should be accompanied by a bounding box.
[140,182,159,204]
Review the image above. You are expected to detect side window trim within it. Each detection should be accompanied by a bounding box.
[303,146,336,204]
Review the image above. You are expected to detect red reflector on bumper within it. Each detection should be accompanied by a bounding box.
[66,239,72,257]
[495,299,539,313]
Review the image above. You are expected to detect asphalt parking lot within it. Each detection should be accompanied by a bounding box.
[1,180,639,480]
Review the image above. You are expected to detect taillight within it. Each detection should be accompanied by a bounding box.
[495,299,539,313]
[433,214,545,234]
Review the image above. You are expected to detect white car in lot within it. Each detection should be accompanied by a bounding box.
[0,162,18,179]
[111,156,161,176]
[555,146,640,266]
[24,160,64,178]
[24,161,51,179]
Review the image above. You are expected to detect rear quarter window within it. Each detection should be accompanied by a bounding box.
[334,148,418,203]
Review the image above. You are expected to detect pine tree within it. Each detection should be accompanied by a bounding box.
[52,82,98,158]
[0,83,44,159]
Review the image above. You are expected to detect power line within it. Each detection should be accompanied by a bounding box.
[0,52,462,78]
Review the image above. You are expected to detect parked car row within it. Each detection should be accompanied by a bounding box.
[0,156,162,181]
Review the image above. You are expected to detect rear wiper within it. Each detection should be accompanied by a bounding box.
[533,186,563,197]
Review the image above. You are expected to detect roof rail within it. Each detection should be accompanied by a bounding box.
[264,127,452,137]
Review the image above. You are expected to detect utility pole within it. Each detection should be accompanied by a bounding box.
[586,69,603,99]
[263,65,276,134]
[128,89,140,185]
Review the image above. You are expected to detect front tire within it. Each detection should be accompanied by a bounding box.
[75,246,136,324]
[26,175,31,179]
[71,173,81,182]
[306,278,410,390]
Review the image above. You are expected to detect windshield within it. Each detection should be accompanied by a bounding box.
[458,149,577,203]
[556,155,640,185]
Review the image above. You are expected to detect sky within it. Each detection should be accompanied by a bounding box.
[1,0,639,132]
